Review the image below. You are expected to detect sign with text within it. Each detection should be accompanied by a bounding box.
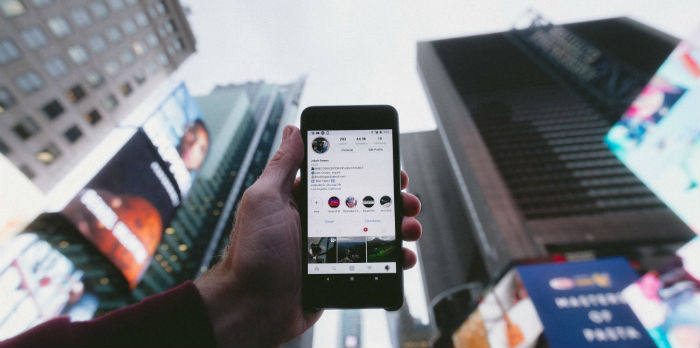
[517,258,655,348]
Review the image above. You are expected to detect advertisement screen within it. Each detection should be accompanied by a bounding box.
[623,237,700,348]
[306,130,397,275]
[62,131,179,288]
[605,29,700,233]
[142,83,210,197]
[0,234,95,340]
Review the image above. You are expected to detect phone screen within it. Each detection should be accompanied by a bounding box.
[306,129,397,275]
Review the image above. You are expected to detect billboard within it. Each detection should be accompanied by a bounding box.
[605,28,700,233]
[0,233,96,340]
[623,237,700,348]
[142,83,210,196]
[453,259,655,348]
[62,131,180,288]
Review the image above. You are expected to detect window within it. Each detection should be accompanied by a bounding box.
[90,1,108,18]
[107,0,123,11]
[166,20,176,33]
[68,45,88,64]
[146,60,157,74]
[63,125,82,143]
[47,16,71,38]
[134,71,146,85]
[13,116,41,140]
[105,26,122,43]
[88,34,106,53]
[174,38,184,52]
[166,45,175,57]
[41,99,64,120]
[121,18,137,35]
[104,59,119,76]
[32,0,52,7]
[132,41,146,55]
[155,1,166,14]
[0,138,10,155]
[70,8,92,28]
[124,0,136,5]
[147,6,156,18]
[85,71,104,87]
[157,25,166,38]
[44,56,68,78]
[84,109,101,124]
[119,50,134,65]
[134,11,148,27]
[0,39,21,64]
[36,143,61,165]
[120,82,132,96]
[66,84,86,103]
[20,27,48,50]
[19,164,34,179]
[102,94,118,111]
[16,71,44,94]
[0,86,16,111]
[158,52,168,65]
[0,0,26,18]
[146,32,158,47]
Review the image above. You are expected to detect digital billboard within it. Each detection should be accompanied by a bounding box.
[605,28,700,233]
[62,131,180,288]
[452,259,655,348]
[142,83,210,197]
[623,237,700,348]
[0,233,96,340]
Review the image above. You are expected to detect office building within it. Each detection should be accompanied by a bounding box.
[0,0,195,192]
[133,77,306,298]
[416,17,695,279]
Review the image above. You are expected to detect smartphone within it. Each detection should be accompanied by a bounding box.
[301,105,403,310]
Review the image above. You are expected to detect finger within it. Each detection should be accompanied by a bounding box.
[401,217,422,241]
[402,248,417,269]
[401,170,408,190]
[302,309,324,331]
[257,126,304,193]
[292,177,301,202]
[401,192,421,217]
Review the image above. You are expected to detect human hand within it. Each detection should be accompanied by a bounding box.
[195,125,422,347]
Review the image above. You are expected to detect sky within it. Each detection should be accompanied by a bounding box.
[175,0,700,133]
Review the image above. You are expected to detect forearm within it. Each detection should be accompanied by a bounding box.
[0,281,215,348]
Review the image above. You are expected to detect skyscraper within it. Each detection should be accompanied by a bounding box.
[416,17,695,278]
[0,0,195,192]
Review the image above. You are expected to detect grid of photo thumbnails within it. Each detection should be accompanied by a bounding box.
[308,236,396,264]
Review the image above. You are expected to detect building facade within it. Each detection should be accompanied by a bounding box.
[416,17,695,278]
[0,0,195,192]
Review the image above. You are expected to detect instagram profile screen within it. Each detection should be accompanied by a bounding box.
[307,130,397,274]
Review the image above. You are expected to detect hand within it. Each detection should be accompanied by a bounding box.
[195,126,422,347]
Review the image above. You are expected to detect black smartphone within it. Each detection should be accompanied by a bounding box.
[301,105,403,310]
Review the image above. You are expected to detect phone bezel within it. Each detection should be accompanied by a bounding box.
[300,105,403,310]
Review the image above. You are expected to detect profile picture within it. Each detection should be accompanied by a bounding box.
[328,196,340,208]
[345,196,357,208]
[312,137,330,154]
[362,196,375,208]
[380,195,392,207]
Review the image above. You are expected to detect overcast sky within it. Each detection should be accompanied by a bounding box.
[175,0,700,133]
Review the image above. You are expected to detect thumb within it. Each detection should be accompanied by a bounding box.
[258,125,303,193]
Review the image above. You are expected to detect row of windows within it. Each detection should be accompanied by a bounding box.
[0,0,141,19]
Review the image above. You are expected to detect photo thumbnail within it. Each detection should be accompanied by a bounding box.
[362,196,375,208]
[337,237,367,263]
[367,236,396,262]
[380,195,392,207]
[312,137,330,154]
[308,237,337,263]
[328,196,340,208]
[345,196,357,208]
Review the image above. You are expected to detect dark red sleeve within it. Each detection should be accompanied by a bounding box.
[0,281,216,348]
